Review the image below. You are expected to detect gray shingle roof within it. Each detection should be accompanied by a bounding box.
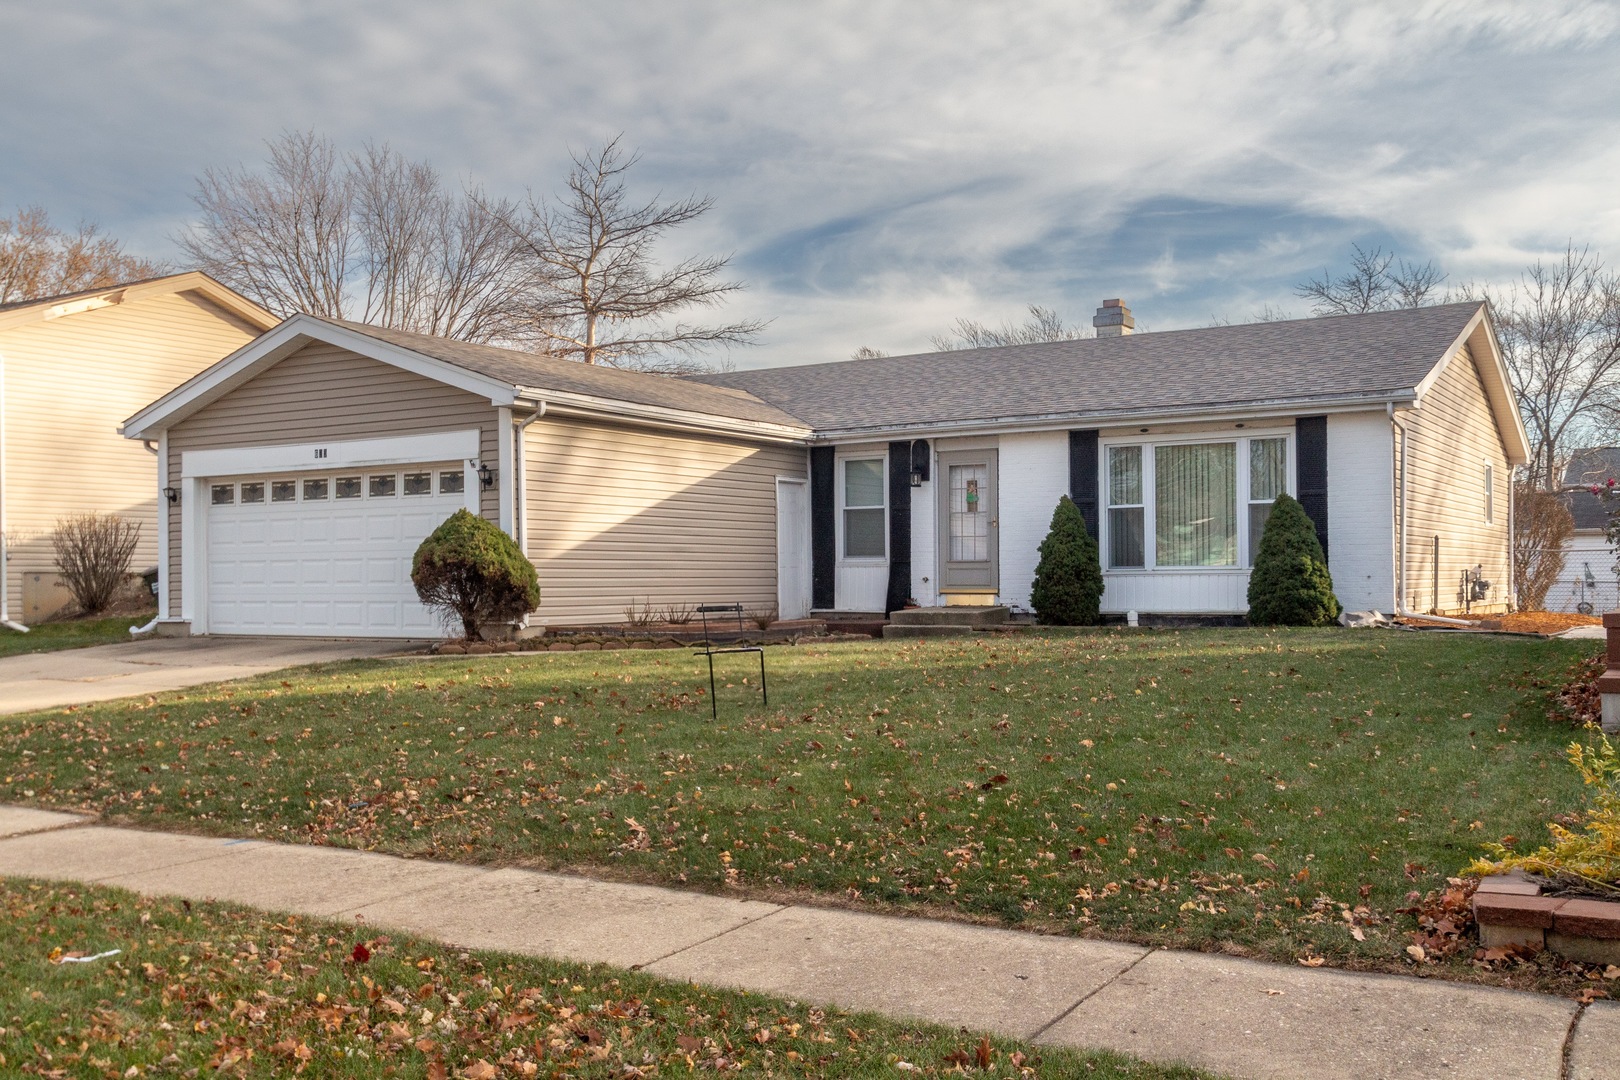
[323,319,808,430]
[1562,449,1620,531]
[694,302,1487,435]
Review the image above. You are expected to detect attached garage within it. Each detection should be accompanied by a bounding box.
[122,315,812,638]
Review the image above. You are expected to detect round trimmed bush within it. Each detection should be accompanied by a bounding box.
[1030,495,1104,625]
[411,509,540,640]
[1246,494,1340,626]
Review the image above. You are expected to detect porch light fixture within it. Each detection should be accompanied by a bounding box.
[162,486,179,504]
[477,463,495,490]
[909,439,931,487]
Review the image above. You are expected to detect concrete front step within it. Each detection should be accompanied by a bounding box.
[889,605,1010,627]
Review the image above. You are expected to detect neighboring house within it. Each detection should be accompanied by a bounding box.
[1551,448,1620,614]
[0,274,275,626]
[120,300,1525,638]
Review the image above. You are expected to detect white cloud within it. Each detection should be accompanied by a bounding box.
[2,0,1618,363]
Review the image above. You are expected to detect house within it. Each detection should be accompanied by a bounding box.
[1550,448,1620,614]
[0,273,275,626]
[699,299,1526,620]
[120,299,1525,638]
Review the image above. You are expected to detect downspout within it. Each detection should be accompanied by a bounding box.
[129,439,162,636]
[0,349,28,632]
[513,403,545,628]
[1390,402,1471,627]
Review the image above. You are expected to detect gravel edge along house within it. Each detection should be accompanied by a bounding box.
[119,299,1527,638]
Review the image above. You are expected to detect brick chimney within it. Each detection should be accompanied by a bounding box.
[1093,298,1135,337]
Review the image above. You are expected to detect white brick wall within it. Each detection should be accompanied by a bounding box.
[1326,411,1396,613]
[995,431,1072,611]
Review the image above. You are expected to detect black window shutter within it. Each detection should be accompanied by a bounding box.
[1295,416,1329,560]
[885,442,913,614]
[810,447,835,610]
[1069,430,1100,539]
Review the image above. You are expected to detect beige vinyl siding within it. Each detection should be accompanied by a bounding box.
[165,342,500,612]
[1400,343,1512,614]
[524,416,807,624]
[1,291,262,620]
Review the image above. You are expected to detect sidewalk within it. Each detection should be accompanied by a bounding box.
[1,805,1612,1080]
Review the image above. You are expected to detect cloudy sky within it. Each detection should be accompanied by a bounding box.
[5,0,1619,367]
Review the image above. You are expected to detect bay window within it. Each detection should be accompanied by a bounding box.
[1103,434,1291,571]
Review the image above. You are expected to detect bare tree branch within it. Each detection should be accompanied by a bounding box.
[177,133,527,343]
[495,136,766,366]
[1295,244,1446,316]
[928,305,1088,351]
[0,206,165,304]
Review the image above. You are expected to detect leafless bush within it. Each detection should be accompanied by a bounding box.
[52,513,141,615]
[747,606,779,630]
[661,602,697,625]
[1513,484,1574,610]
[623,597,659,629]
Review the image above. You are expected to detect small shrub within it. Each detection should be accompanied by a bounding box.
[1469,730,1620,896]
[52,513,141,615]
[1030,495,1103,626]
[661,603,697,625]
[1246,494,1340,626]
[624,597,658,628]
[748,606,778,630]
[411,510,539,640]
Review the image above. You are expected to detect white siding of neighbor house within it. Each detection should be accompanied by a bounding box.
[1,290,264,621]
[995,431,1070,612]
[523,415,806,625]
[164,342,501,614]
[1327,410,1396,615]
[1547,533,1620,614]
[1399,344,1513,614]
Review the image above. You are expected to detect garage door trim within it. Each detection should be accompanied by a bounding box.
[181,430,484,633]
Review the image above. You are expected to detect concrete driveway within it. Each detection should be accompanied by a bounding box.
[0,636,424,716]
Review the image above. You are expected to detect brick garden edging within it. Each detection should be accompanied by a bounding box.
[1474,871,1620,964]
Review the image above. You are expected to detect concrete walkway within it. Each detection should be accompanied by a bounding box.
[0,808,1610,1079]
[0,636,421,715]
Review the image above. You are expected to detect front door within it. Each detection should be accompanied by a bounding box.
[937,450,999,593]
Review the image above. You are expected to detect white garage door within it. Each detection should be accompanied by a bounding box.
[205,465,471,637]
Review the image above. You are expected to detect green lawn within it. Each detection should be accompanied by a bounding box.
[0,613,151,658]
[0,879,1210,1078]
[0,629,1601,988]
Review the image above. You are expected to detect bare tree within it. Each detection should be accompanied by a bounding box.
[850,345,888,359]
[929,305,1087,351]
[0,206,165,304]
[178,132,525,342]
[1295,244,1447,316]
[498,137,765,368]
[1512,483,1573,610]
[1474,247,1620,489]
[52,513,141,615]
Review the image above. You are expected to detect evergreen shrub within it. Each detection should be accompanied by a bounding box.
[1030,495,1104,625]
[411,510,540,640]
[1245,494,1340,626]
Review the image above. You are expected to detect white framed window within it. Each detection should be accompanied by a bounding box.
[1484,463,1494,524]
[1101,432,1293,571]
[839,456,887,560]
[210,484,235,506]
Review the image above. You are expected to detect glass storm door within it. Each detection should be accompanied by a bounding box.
[937,449,999,592]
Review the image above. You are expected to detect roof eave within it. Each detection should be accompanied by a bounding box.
[805,391,1421,443]
[515,386,812,444]
[0,271,276,334]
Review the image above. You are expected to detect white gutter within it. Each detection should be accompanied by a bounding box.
[811,390,1422,444]
[129,439,162,636]
[1389,402,1471,627]
[517,386,812,445]
[0,349,27,632]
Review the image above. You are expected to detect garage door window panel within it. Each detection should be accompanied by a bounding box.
[404,472,432,496]
[271,480,296,502]
[241,482,264,504]
[335,477,362,499]
[440,470,464,494]
[370,475,397,498]
[211,484,234,505]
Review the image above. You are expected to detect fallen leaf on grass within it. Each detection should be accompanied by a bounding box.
[1298,955,1326,967]
[1406,944,1427,962]
[1605,965,1620,980]
[1261,988,1284,997]
[459,1061,498,1080]
[1578,987,1610,1005]
[976,1035,992,1068]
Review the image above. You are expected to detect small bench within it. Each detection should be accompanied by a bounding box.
[694,603,767,718]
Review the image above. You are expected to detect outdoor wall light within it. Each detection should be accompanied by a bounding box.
[477,463,495,490]
[162,486,179,504]
[909,439,931,486]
